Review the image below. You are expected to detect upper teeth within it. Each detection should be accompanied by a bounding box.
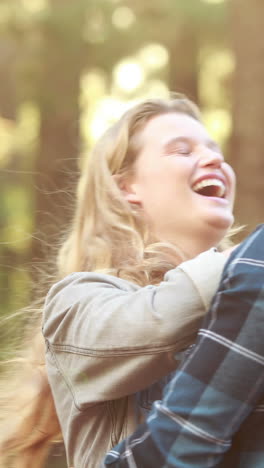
[192,178,226,197]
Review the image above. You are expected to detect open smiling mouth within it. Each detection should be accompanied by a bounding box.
[192,178,226,198]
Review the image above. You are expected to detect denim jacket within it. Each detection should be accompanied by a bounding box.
[42,249,226,468]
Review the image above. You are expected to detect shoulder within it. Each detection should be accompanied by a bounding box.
[46,271,140,300]
[43,271,140,317]
[42,272,140,343]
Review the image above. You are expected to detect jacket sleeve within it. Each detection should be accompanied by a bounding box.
[42,249,226,404]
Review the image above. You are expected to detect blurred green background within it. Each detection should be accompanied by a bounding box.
[0,0,263,464]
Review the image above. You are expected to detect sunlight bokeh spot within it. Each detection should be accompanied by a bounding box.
[16,102,40,154]
[139,44,169,71]
[89,97,132,142]
[2,186,33,252]
[201,0,225,4]
[202,49,235,76]
[0,118,16,167]
[112,7,135,29]
[203,109,232,145]
[89,115,109,143]
[21,0,47,13]
[80,71,107,106]
[199,48,235,107]
[114,60,145,92]
[80,71,108,148]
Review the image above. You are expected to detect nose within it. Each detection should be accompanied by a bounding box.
[197,146,224,169]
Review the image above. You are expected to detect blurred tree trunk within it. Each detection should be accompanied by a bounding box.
[0,38,18,120]
[32,2,87,264]
[230,0,264,231]
[34,86,80,264]
[167,26,199,103]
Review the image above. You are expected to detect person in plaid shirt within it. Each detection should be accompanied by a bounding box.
[103,224,264,468]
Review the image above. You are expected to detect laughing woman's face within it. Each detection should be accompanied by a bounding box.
[124,112,236,257]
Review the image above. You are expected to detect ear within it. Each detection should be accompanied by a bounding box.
[112,174,142,205]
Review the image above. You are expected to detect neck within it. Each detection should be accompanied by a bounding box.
[158,230,226,261]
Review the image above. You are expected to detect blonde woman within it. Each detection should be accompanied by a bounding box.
[0,96,236,468]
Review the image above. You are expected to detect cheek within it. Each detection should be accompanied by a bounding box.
[141,173,187,211]
[135,158,191,205]
[135,172,169,210]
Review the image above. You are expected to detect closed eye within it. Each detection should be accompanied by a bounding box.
[166,141,192,156]
[164,137,193,156]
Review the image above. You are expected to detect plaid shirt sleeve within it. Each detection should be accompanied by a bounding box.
[102,224,264,468]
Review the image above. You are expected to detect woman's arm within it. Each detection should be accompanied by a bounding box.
[42,249,226,403]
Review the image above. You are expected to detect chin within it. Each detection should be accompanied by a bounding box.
[216,212,234,229]
[211,216,234,241]
[204,206,234,228]
[201,213,234,245]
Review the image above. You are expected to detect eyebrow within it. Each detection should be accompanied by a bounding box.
[163,137,190,149]
[163,136,221,151]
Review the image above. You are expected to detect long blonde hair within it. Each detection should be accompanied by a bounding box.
[58,96,204,284]
[0,96,233,467]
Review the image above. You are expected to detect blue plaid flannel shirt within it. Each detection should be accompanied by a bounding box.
[102,224,264,468]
